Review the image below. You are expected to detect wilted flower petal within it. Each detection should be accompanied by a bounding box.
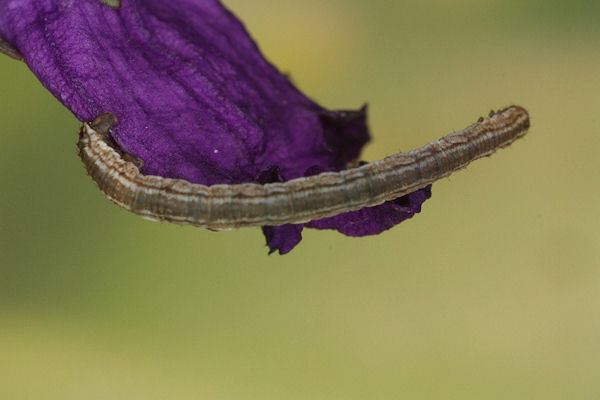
[0,0,431,254]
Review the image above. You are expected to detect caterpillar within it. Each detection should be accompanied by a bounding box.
[78,106,530,230]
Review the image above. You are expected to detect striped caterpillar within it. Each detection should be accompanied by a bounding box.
[78,106,530,230]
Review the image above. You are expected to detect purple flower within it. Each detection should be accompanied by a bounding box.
[0,0,431,254]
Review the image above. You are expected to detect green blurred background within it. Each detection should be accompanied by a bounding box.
[1,0,599,398]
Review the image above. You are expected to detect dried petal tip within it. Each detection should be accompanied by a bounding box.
[0,37,23,61]
[98,0,122,9]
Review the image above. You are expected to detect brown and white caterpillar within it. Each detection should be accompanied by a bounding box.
[77,106,530,230]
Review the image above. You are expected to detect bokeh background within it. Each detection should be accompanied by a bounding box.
[1,0,599,398]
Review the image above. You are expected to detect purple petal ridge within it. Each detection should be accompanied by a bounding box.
[0,0,432,254]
